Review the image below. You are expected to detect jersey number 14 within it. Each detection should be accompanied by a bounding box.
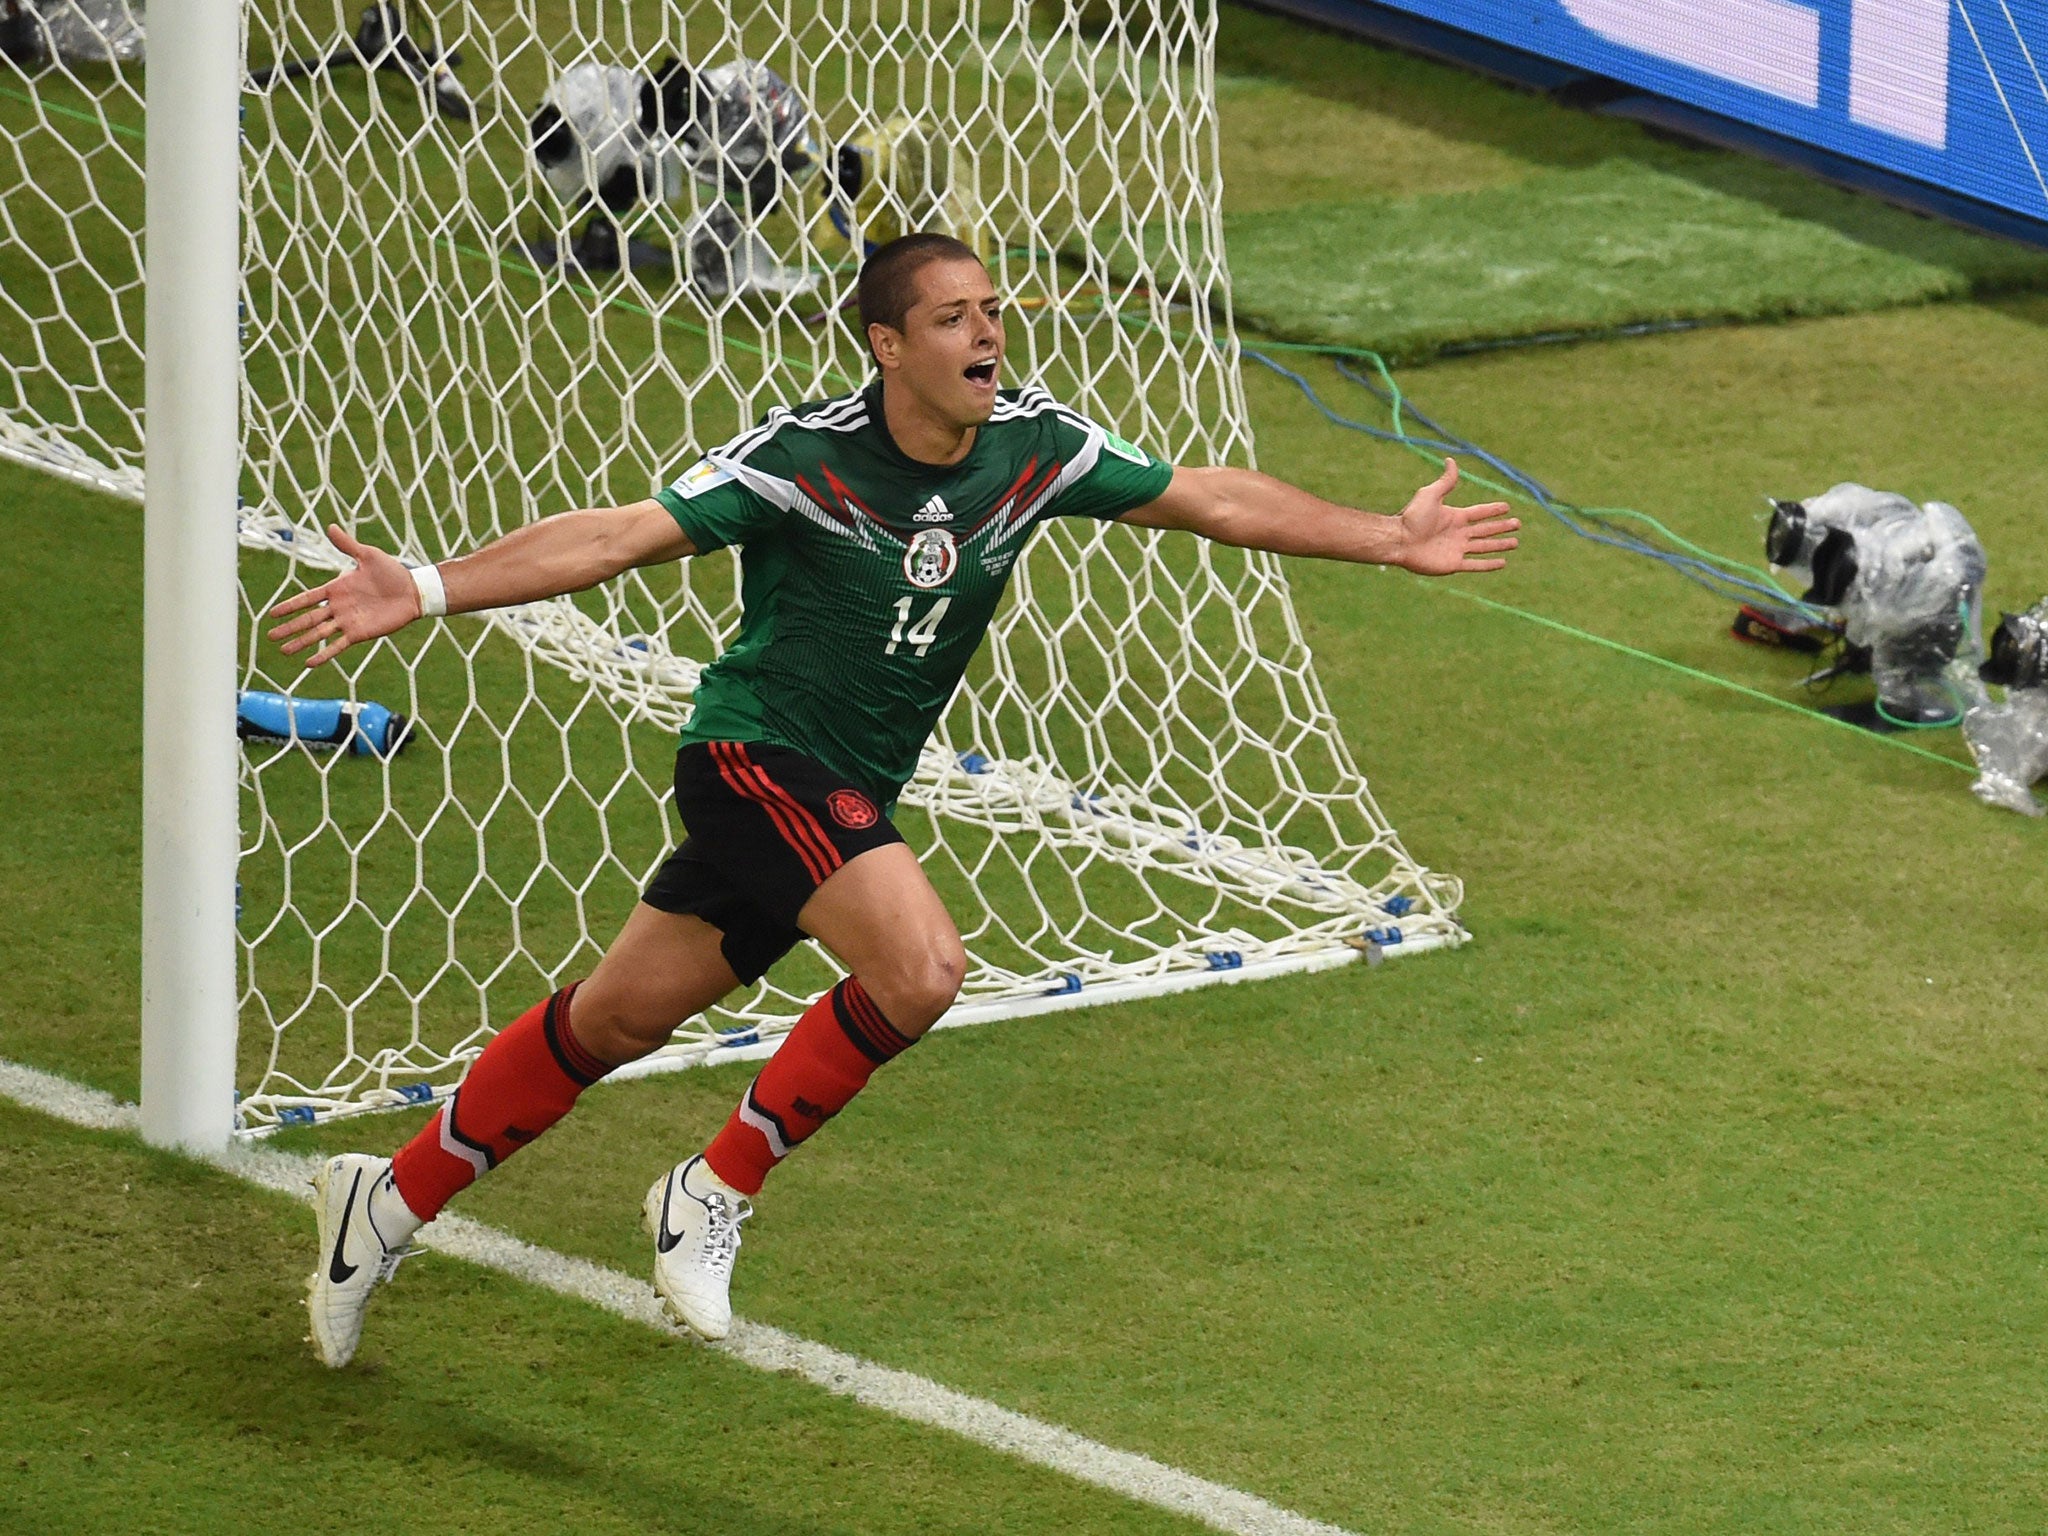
[885,595,952,657]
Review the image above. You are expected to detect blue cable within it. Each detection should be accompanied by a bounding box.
[1237,346,1825,625]
[1335,355,1803,610]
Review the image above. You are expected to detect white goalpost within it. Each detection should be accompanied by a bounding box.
[137,0,241,1151]
[1,0,1466,1146]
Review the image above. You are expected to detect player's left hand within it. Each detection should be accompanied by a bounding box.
[1395,458,1520,576]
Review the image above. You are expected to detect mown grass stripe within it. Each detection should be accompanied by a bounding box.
[0,1053,1364,1536]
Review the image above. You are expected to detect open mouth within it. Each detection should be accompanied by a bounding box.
[964,359,998,387]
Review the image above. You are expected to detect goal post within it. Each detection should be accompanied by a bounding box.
[4,0,1468,1143]
[138,0,240,1152]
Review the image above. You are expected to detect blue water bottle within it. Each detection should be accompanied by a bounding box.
[237,690,413,758]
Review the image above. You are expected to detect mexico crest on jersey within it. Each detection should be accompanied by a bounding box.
[904,527,958,589]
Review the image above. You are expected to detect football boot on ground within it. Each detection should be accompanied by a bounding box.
[643,1154,752,1341]
[306,1152,413,1368]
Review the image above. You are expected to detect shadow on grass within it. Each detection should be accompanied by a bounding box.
[1976,288,2048,329]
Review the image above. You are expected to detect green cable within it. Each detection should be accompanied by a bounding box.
[0,82,143,140]
[1869,597,1985,731]
[1423,580,1974,775]
[1092,308,1980,775]
[1874,699,1964,731]
[1136,319,1802,600]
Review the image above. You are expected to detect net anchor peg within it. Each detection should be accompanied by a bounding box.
[1344,933,1389,967]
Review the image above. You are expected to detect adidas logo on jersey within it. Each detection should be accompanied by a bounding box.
[912,495,951,523]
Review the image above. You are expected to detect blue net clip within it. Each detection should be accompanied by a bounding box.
[718,1028,761,1048]
[279,1106,317,1127]
[957,752,991,775]
[1206,951,1243,970]
[1045,973,1084,996]
[1381,896,1416,917]
[396,1083,435,1105]
[1363,926,1402,947]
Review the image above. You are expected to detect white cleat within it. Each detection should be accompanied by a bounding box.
[305,1153,412,1368]
[643,1155,752,1341]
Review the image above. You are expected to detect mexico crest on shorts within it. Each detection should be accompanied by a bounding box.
[903,527,958,590]
[826,788,878,829]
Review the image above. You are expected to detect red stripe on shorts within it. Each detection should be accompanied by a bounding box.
[731,745,846,881]
[708,742,831,884]
[708,742,841,885]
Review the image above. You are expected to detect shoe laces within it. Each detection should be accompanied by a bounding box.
[373,1242,416,1285]
[698,1191,753,1275]
[363,1199,418,1284]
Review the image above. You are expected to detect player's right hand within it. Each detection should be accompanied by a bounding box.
[267,524,421,668]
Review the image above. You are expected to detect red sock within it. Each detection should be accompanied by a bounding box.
[389,984,608,1221]
[703,978,915,1195]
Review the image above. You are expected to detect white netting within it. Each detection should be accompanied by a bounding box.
[2,0,1465,1134]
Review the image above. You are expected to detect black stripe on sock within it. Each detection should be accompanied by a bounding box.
[845,983,913,1055]
[555,985,611,1081]
[541,987,604,1088]
[444,1088,500,1171]
[746,1084,799,1153]
[830,982,894,1064]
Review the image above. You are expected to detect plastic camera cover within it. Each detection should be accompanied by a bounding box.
[531,61,653,206]
[1964,596,2048,815]
[680,58,821,209]
[1768,483,1987,722]
[683,201,816,299]
[26,0,143,63]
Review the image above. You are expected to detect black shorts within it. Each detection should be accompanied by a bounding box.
[642,741,905,984]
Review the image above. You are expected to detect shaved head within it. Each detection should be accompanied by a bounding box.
[856,233,983,358]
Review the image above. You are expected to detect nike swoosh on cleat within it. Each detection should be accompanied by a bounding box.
[655,1174,688,1254]
[328,1170,363,1284]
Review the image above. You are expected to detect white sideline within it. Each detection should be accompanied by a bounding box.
[0,1055,1359,1536]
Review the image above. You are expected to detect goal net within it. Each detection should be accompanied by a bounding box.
[1,0,1465,1134]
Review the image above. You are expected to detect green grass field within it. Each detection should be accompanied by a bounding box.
[7,6,2048,1531]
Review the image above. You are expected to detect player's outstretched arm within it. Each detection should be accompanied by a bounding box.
[1121,458,1519,576]
[268,499,694,668]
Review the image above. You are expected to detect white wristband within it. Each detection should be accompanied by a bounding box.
[409,562,448,619]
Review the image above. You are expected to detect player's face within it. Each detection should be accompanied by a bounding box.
[893,259,1006,428]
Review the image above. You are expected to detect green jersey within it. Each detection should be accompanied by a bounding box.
[655,381,1174,807]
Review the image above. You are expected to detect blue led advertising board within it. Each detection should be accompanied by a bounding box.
[1366,1,2048,225]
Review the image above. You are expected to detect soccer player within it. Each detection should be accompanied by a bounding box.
[271,233,1519,1367]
